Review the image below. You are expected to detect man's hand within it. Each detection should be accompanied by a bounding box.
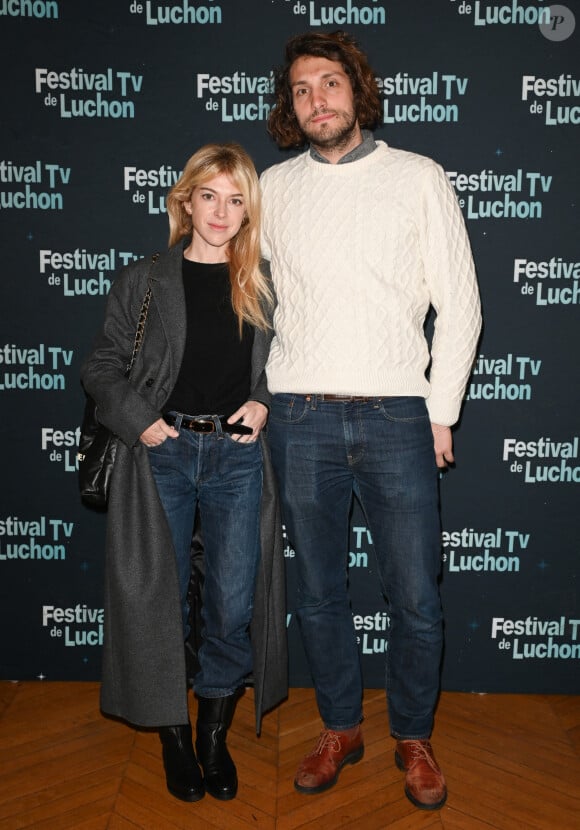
[431,423,454,469]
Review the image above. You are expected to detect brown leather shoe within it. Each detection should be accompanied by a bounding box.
[395,739,447,810]
[294,726,364,794]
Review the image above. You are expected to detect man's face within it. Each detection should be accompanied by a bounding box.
[289,55,360,153]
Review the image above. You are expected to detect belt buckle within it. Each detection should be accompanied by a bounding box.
[194,419,215,433]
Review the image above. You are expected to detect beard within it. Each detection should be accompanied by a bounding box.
[300,107,359,152]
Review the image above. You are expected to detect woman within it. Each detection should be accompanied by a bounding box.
[81,143,287,804]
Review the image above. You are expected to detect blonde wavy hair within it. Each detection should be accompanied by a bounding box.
[166,143,272,332]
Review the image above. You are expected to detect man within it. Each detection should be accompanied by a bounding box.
[260,31,481,811]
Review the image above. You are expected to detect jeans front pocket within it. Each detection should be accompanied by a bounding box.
[269,393,311,425]
[378,396,430,424]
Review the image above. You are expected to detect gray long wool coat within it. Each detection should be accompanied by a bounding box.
[80,242,288,732]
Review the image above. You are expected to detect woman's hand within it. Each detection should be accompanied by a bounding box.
[227,401,268,443]
[140,418,179,447]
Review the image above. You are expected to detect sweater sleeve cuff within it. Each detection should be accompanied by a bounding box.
[425,395,460,428]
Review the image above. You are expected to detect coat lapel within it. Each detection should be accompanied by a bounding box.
[148,241,187,382]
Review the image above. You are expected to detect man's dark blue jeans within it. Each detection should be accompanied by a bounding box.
[268,394,443,739]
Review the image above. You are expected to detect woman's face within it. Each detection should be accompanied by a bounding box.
[184,172,246,260]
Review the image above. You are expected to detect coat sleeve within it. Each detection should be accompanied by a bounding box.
[248,260,276,409]
[80,262,162,448]
[249,327,273,408]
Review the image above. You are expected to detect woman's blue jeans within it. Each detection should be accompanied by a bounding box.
[268,395,443,739]
[147,414,262,698]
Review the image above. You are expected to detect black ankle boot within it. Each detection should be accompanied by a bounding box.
[196,693,239,800]
[159,723,204,802]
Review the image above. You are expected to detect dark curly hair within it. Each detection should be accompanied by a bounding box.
[268,31,382,149]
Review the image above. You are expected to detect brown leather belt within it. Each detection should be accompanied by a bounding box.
[311,394,378,402]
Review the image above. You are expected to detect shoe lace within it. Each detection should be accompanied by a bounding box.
[312,730,342,756]
[406,740,439,772]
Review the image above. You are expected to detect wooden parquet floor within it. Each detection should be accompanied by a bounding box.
[0,682,578,829]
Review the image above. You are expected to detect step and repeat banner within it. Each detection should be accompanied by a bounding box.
[0,1,578,695]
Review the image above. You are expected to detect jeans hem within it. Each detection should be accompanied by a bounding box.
[194,689,239,699]
[323,718,363,731]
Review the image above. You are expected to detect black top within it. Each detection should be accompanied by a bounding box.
[164,258,254,416]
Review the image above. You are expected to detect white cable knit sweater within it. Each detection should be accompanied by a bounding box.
[260,141,482,426]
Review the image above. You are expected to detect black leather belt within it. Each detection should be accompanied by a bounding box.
[164,414,253,436]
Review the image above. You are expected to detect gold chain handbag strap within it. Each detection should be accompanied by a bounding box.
[126,251,159,376]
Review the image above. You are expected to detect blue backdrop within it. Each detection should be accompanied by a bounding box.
[0,0,578,694]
